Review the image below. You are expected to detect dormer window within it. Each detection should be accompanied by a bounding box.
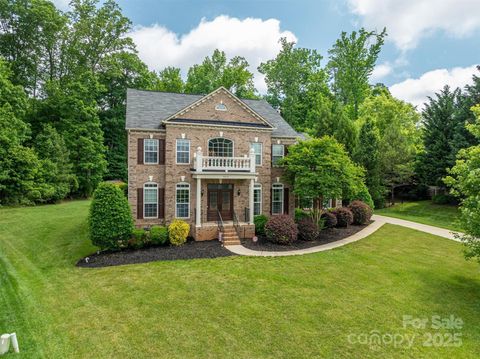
[215,102,227,111]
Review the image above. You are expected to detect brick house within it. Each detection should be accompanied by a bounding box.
[126,87,303,242]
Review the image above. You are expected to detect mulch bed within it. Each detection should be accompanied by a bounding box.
[77,238,235,268]
[241,223,370,252]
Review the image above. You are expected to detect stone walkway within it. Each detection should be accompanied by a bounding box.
[225,214,463,257]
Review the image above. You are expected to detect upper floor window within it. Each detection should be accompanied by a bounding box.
[208,138,233,157]
[176,139,190,164]
[272,183,284,215]
[176,183,190,218]
[272,144,285,166]
[144,139,158,164]
[144,183,158,218]
[251,142,263,166]
[215,102,227,111]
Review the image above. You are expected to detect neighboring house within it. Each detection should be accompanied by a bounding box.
[125,87,303,243]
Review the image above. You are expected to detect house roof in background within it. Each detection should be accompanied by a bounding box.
[125,88,301,138]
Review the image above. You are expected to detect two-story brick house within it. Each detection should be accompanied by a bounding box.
[126,87,303,243]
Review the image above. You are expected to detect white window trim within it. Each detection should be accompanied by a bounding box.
[272,183,284,215]
[175,182,190,219]
[251,142,263,166]
[176,139,190,165]
[207,137,235,157]
[254,183,262,216]
[144,138,159,165]
[143,182,158,219]
[272,144,285,167]
[215,103,227,111]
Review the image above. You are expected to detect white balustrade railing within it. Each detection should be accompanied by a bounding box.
[194,147,256,173]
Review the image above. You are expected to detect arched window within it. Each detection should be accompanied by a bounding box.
[208,138,233,157]
[215,102,227,111]
[144,182,158,218]
[176,182,190,218]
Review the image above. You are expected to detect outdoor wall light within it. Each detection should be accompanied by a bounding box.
[237,189,241,196]
[201,189,204,197]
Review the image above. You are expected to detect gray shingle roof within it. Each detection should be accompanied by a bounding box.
[126,88,300,138]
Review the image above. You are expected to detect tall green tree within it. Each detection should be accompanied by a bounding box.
[328,28,387,120]
[445,105,480,263]
[154,66,184,93]
[185,49,257,98]
[258,38,325,130]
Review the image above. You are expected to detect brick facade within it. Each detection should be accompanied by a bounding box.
[127,89,298,240]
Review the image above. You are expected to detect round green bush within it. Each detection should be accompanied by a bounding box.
[168,219,190,246]
[150,225,169,245]
[297,217,319,241]
[332,207,353,228]
[89,182,134,250]
[265,215,298,245]
[129,228,147,249]
[254,215,268,236]
[348,200,373,225]
[321,211,337,228]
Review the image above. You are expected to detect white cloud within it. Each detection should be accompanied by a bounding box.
[52,0,70,11]
[348,0,480,51]
[129,16,297,93]
[389,65,478,108]
[371,63,393,82]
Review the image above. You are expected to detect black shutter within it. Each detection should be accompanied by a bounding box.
[158,188,165,219]
[284,188,289,215]
[137,188,143,219]
[137,139,144,165]
[284,145,289,156]
[158,139,165,165]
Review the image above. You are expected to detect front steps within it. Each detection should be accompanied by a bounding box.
[222,226,241,245]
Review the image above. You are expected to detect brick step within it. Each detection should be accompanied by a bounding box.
[223,239,241,245]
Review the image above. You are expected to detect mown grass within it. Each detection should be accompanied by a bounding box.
[0,200,479,358]
[375,200,462,232]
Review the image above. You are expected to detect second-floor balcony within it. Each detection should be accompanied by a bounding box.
[193,147,256,173]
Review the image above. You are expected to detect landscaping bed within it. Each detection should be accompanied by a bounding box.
[77,239,235,267]
[241,222,370,252]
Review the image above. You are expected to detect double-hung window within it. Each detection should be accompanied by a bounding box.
[176,183,190,218]
[144,183,158,218]
[272,144,284,166]
[176,139,190,164]
[254,183,262,215]
[251,142,263,166]
[272,183,284,215]
[144,139,158,164]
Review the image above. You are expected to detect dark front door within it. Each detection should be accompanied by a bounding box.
[207,184,234,221]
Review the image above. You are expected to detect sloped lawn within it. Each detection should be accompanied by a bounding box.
[1,200,479,358]
[375,200,462,231]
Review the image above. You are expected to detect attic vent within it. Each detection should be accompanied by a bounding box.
[215,102,227,111]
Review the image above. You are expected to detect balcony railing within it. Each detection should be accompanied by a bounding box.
[193,147,256,173]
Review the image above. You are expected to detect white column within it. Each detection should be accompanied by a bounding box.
[249,178,254,224]
[249,148,256,173]
[196,178,202,227]
[195,147,203,173]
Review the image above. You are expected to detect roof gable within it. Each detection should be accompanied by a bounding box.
[164,87,274,129]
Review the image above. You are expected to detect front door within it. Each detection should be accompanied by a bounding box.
[207,184,233,221]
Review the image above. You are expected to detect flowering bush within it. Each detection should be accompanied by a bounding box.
[168,220,190,246]
[332,207,353,227]
[321,211,337,229]
[348,200,373,225]
[297,217,319,241]
[265,215,298,244]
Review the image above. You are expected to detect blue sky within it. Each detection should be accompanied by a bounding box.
[56,0,480,107]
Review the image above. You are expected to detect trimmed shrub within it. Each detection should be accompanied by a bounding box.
[168,219,190,246]
[432,193,457,205]
[332,207,353,228]
[265,215,298,245]
[321,211,337,229]
[88,182,134,250]
[254,215,268,236]
[295,208,309,222]
[351,184,375,209]
[348,200,373,225]
[129,228,147,249]
[150,225,169,245]
[297,217,319,241]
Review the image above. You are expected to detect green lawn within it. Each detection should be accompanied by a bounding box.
[1,201,479,358]
[375,200,462,232]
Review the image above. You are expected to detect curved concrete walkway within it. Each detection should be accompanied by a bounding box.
[225,214,462,257]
